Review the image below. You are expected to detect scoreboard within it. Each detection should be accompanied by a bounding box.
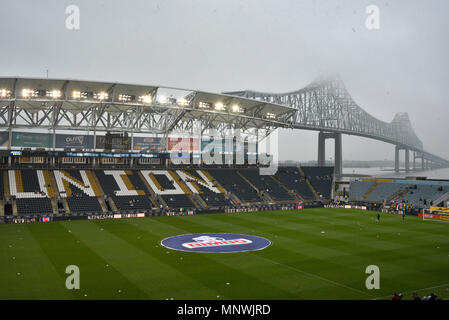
[96,132,130,151]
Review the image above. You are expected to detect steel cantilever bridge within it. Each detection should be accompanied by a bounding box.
[0,76,447,175]
[226,76,449,175]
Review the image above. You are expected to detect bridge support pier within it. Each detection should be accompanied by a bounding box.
[394,146,411,173]
[395,146,400,173]
[317,131,342,176]
[413,151,416,171]
[318,132,326,166]
[405,149,410,173]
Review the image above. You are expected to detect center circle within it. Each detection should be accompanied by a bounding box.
[161,233,271,253]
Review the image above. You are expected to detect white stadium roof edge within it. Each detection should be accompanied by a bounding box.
[0,77,296,135]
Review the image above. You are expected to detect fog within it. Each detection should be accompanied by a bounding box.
[1,0,448,162]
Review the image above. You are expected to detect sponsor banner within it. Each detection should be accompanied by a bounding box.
[324,205,346,208]
[87,215,115,220]
[168,137,199,152]
[55,134,94,149]
[423,213,440,220]
[429,206,449,213]
[0,131,9,147]
[12,132,52,148]
[114,213,145,219]
[161,233,271,253]
[132,137,165,152]
[344,205,352,209]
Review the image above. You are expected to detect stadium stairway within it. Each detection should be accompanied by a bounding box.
[191,192,208,209]
[433,190,449,207]
[43,170,59,214]
[138,171,169,209]
[97,197,108,212]
[136,171,159,208]
[168,170,201,210]
[12,199,18,216]
[237,171,258,192]
[270,175,303,202]
[362,181,379,200]
[236,171,270,202]
[388,185,412,203]
[201,170,228,194]
[199,170,236,207]
[297,167,320,200]
[106,196,119,212]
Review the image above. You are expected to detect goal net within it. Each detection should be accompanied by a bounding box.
[422,207,449,222]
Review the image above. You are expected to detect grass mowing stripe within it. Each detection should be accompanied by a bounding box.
[152,214,371,299]
[0,224,72,299]
[100,218,297,299]
[27,221,149,299]
[1,208,448,300]
[229,211,447,266]
[62,219,218,299]
[189,211,447,298]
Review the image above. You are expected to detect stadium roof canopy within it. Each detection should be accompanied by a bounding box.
[0,78,296,136]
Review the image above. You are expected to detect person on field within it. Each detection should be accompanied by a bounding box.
[377,212,380,222]
[392,293,401,300]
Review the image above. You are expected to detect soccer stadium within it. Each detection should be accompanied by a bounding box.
[1,1,449,307]
[0,76,448,302]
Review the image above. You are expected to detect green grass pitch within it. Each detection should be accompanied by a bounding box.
[1,208,448,300]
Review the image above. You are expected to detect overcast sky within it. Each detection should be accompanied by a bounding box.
[1,0,448,162]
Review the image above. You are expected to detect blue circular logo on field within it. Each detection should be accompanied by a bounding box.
[161,233,271,253]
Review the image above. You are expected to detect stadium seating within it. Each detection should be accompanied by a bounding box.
[207,169,261,203]
[238,169,293,201]
[161,194,196,209]
[16,198,53,216]
[96,170,147,196]
[274,167,315,199]
[349,180,449,209]
[400,184,449,207]
[111,195,153,211]
[302,167,333,199]
[349,181,376,200]
[365,182,408,202]
[182,170,233,208]
[66,195,102,213]
[2,166,337,216]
